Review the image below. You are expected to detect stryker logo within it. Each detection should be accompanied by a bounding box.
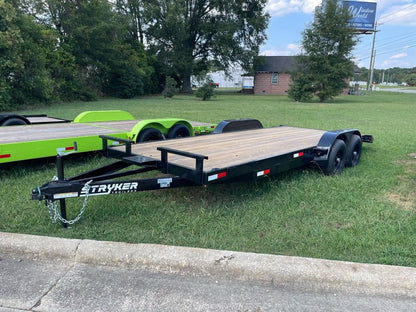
[81,182,138,196]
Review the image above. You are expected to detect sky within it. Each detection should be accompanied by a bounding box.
[261,0,416,70]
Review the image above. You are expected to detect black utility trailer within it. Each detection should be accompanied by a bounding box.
[0,113,70,126]
[32,120,373,226]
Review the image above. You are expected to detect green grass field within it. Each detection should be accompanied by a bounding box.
[1,91,415,267]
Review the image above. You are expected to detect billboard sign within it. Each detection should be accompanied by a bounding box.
[344,1,377,32]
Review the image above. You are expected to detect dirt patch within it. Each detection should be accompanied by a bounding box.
[386,193,415,212]
[386,153,416,212]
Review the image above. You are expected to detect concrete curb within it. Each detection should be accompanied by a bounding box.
[1,232,416,298]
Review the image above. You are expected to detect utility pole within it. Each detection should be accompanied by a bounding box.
[367,22,377,90]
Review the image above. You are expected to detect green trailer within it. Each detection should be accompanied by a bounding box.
[0,110,216,164]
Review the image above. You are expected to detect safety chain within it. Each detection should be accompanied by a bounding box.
[46,179,93,225]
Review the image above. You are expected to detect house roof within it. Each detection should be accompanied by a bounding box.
[255,56,297,73]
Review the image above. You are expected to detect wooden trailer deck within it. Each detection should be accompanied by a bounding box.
[0,120,214,144]
[0,120,140,144]
[25,116,69,124]
[117,126,327,172]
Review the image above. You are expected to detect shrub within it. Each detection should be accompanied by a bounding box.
[195,82,215,101]
[162,76,179,98]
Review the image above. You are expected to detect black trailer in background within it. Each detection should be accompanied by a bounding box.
[0,114,70,126]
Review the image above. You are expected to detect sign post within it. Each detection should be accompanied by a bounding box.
[343,1,378,90]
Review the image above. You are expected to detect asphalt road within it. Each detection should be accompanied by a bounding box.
[378,88,416,93]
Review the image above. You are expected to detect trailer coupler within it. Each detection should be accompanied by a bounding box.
[31,180,87,201]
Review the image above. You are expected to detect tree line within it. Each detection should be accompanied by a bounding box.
[1,0,269,110]
[355,67,416,86]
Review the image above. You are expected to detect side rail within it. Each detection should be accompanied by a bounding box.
[157,147,209,184]
[100,135,134,158]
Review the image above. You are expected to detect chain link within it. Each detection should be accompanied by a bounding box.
[46,180,93,225]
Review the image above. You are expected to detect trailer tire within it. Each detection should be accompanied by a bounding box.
[137,128,163,142]
[167,124,191,139]
[1,118,28,126]
[346,135,362,167]
[323,139,346,175]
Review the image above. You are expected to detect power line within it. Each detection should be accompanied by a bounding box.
[356,43,416,62]
[361,35,416,60]
[376,32,416,49]
[357,33,416,54]
[378,4,416,25]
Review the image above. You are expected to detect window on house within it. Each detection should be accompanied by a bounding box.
[271,73,279,84]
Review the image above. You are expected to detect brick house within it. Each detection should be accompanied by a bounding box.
[254,56,296,95]
[253,55,357,95]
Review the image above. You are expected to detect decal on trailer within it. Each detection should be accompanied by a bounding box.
[293,152,304,158]
[54,192,79,200]
[256,169,270,177]
[158,178,172,188]
[80,182,139,196]
[56,146,75,153]
[208,171,227,181]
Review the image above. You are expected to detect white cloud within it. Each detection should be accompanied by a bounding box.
[374,0,412,12]
[390,52,408,59]
[379,52,412,68]
[287,43,301,53]
[266,0,321,17]
[260,43,301,56]
[378,3,416,26]
[261,49,290,56]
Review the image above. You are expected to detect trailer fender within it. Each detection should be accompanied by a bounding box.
[130,119,194,142]
[313,129,361,170]
[0,114,31,126]
[213,119,263,134]
[73,110,135,123]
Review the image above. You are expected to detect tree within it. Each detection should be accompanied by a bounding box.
[115,0,146,44]
[1,0,57,109]
[141,0,269,92]
[18,0,156,100]
[0,0,21,109]
[404,72,416,86]
[288,0,358,102]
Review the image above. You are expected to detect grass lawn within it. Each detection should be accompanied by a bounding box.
[1,91,415,267]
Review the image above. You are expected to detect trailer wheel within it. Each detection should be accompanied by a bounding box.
[137,128,163,142]
[1,118,28,126]
[346,135,362,167]
[167,124,191,139]
[323,139,346,175]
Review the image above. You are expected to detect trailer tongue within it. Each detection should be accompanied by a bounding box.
[32,121,373,227]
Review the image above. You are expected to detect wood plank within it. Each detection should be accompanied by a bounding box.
[123,126,326,171]
[26,117,68,124]
[0,120,139,144]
